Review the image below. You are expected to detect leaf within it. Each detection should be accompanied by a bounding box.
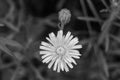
[110,34,120,43]
[98,20,111,44]
[108,49,120,55]
[1,20,19,32]
[96,50,109,78]
[0,37,23,48]
[0,37,23,56]
[0,42,13,56]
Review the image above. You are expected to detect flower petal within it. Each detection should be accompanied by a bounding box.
[41,41,55,49]
[53,57,60,71]
[39,51,53,55]
[67,37,79,47]
[45,55,54,63]
[47,32,57,46]
[40,46,54,51]
[60,61,64,71]
[71,45,82,49]
[65,35,73,46]
[64,55,77,65]
[63,61,69,72]
[57,62,60,72]
[64,55,72,63]
[57,30,63,41]
[41,52,55,59]
[67,62,73,69]
[69,50,81,56]
[64,57,73,69]
[71,55,80,59]
[48,55,58,68]
[42,56,52,63]
[69,57,77,65]
[41,54,51,59]
[64,31,71,42]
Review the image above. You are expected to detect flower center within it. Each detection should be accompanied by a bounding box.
[56,46,65,55]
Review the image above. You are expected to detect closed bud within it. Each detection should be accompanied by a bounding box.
[58,8,71,25]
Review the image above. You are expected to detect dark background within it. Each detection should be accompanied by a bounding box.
[0,0,120,80]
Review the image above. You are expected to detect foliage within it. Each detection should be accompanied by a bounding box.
[0,0,120,80]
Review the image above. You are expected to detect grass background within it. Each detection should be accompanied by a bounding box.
[0,0,120,80]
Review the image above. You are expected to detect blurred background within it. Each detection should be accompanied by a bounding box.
[0,0,120,80]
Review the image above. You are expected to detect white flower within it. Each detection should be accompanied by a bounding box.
[39,30,82,72]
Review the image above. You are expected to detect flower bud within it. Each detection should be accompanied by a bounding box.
[58,8,71,25]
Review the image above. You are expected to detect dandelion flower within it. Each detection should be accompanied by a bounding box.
[39,30,82,72]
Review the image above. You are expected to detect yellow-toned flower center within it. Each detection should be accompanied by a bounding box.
[56,46,65,55]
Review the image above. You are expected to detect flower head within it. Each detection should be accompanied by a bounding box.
[39,30,82,72]
[58,9,71,25]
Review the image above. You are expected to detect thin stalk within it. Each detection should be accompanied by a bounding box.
[108,50,120,55]
[98,19,112,44]
[113,21,120,28]
[110,34,120,43]
[78,16,102,22]
[105,34,109,52]
[87,0,100,19]
[98,12,116,44]
[101,0,110,12]
[80,0,93,36]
